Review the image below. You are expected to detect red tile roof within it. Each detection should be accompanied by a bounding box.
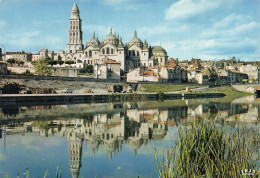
[104,60,120,64]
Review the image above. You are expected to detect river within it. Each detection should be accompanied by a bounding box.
[0,96,259,177]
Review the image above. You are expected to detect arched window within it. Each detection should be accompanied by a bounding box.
[102,48,105,54]
[89,50,92,57]
[133,51,135,56]
[106,47,109,54]
[111,49,113,54]
[137,51,139,56]
[85,52,88,57]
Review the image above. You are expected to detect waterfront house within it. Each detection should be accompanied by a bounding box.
[94,60,121,81]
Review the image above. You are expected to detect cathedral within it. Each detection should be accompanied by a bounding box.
[63,3,168,72]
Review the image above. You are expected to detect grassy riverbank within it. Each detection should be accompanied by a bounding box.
[194,85,253,96]
[140,83,252,96]
[139,83,203,92]
[154,122,260,177]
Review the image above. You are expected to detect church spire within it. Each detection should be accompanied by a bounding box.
[134,30,137,37]
[71,3,80,18]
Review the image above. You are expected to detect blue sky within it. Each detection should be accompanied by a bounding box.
[0,0,259,61]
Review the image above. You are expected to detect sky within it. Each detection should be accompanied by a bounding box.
[0,0,259,61]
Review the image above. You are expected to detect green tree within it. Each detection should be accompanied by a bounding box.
[16,60,24,66]
[86,65,93,73]
[48,60,57,66]
[65,60,74,65]
[57,60,64,66]
[79,65,94,74]
[7,58,15,66]
[58,55,62,61]
[32,58,53,76]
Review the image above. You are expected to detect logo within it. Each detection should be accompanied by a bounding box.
[241,169,256,176]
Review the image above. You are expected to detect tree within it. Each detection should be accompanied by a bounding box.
[86,65,93,73]
[32,58,53,76]
[65,60,74,65]
[57,60,64,66]
[7,58,15,66]
[79,65,94,74]
[16,60,24,66]
[48,60,57,66]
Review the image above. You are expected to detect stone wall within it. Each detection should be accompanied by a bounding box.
[0,74,120,83]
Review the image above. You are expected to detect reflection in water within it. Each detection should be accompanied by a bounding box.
[0,99,259,177]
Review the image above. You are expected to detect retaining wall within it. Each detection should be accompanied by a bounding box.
[0,74,120,83]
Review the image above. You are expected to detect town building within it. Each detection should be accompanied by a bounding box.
[5,51,32,65]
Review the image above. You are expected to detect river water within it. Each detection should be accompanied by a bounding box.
[0,96,259,178]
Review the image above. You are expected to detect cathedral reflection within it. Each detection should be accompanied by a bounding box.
[0,101,259,178]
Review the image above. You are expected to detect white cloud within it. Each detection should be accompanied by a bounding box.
[165,0,220,20]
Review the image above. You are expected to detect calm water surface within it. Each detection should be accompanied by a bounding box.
[0,96,259,177]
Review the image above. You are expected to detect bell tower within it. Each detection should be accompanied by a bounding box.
[67,3,83,54]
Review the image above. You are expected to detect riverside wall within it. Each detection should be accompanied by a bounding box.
[0,93,225,106]
[0,74,120,83]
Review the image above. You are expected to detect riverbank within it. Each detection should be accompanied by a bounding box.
[0,92,225,105]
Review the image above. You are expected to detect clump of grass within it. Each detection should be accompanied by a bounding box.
[141,84,202,92]
[154,122,260,177]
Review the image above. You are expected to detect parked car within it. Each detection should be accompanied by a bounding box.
[62,88,73,93]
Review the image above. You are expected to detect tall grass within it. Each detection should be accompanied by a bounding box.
[154,122,260,177]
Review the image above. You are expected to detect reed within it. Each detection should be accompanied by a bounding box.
[154,122,260,177]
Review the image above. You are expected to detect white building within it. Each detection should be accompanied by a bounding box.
[63,3,168,73]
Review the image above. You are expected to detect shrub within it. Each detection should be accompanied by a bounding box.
[154,122,260,177]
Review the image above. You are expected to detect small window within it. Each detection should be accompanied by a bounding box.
[106,47,109,54]
[85,52,88,57]
[102,49,105,54]
[89,50,92,57]
[111,49,113,54]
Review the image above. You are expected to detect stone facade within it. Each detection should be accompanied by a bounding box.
[94,60,121,80]
[53,67,80,77]
[62,4,168,72]
[5,51,32,64]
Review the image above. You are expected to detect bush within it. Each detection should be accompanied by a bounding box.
[79,65,93,74]
[154,122,260,177]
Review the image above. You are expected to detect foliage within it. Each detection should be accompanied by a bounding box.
[154,122,260,177]
[141,84,202,92]
[16,60,24,66]
[6,58,15,66]
[57,60,64,66]
[1,82,22,94]
[48,60,57,66]
[197,86,251,96]
[32,58,53,76]
[65,60,74,65]
[157,91,167,100]
[21,69,32,75]
[79,65,93,74]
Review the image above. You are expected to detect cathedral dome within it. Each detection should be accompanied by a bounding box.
[129,30,143,47]
[87,32,100,47]
[152,46,167,55]
[103,28,117,45]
